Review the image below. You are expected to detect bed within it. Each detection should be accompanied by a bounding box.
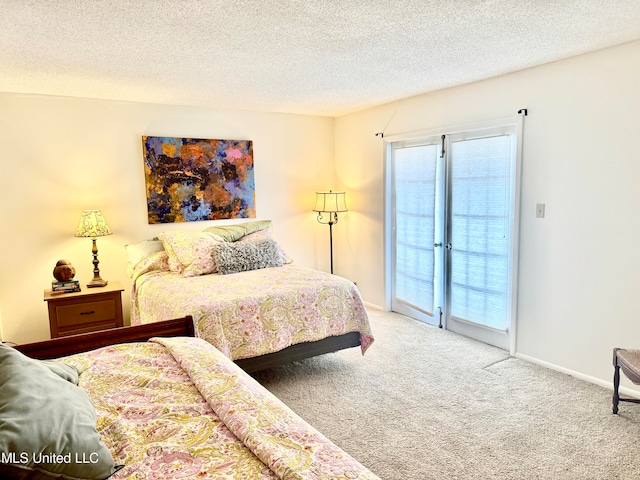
[7,319,380,480]
[127,221,374,372]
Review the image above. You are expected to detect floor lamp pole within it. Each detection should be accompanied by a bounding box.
[328,220,334,274]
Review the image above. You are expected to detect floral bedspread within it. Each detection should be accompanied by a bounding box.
[130,263,374,360]
[62,337,379,480]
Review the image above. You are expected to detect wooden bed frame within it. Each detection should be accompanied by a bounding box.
[15,316,195,359]
[15,316,361,372]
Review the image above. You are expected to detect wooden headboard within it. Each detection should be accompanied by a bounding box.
[14,316,195,360]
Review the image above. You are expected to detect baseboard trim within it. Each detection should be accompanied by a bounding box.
[363,301,383,311]
[515,352,640,399]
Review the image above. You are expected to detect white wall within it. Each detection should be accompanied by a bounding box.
[0,94,335,344]
[334,40,640,390]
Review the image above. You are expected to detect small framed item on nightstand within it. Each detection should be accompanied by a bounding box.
[44,281,124,338]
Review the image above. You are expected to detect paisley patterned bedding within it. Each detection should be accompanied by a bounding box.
[62,337,379,480]
[131,262,374,361]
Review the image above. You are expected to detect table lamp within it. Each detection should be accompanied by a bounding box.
[75,209,112,287]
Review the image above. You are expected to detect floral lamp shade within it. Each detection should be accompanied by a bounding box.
[75,210,113,238]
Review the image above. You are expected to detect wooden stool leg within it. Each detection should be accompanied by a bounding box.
[613,363,621,414]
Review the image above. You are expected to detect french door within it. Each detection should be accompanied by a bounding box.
[387,119,522,351]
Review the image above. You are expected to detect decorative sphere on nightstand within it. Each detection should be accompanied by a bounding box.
[53,259,76,282]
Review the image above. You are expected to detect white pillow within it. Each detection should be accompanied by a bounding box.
[124,240,165,268]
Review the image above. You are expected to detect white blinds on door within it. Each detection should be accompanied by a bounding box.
[449,135,512,330]
[393,143,437,315]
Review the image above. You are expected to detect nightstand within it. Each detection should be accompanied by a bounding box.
[44,281,124,338]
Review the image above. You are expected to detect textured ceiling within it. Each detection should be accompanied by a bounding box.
[2,1,640,117]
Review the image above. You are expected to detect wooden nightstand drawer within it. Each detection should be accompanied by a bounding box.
[44,281,124,338]
[56,300,116,327]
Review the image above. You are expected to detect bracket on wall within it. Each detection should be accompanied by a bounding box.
[518,108,528,116]
[375,132,384,138]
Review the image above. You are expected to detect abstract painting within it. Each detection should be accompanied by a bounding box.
[141,136,255,224]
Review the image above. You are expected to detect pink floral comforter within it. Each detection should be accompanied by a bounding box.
[62,337,379,480]
[130,263,374,360]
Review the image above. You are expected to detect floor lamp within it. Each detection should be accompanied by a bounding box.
[313,190,348,274]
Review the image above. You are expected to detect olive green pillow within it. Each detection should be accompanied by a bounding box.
[203,220,272,242]
[0,343,120,480]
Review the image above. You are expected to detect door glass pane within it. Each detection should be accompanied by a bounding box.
[393,143,438,315]
[449,135,511,330]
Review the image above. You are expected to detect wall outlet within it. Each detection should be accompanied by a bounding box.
[536,203,545,218]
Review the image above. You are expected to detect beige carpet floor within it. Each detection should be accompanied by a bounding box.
[252,308,640,479]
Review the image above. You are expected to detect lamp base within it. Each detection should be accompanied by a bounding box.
[87,277,108,288]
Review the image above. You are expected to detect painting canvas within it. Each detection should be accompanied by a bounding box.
[142,136,255,224]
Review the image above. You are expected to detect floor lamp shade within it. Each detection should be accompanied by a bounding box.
[75,210,112,287]
[313,191,348,215]
[313,191,347,274]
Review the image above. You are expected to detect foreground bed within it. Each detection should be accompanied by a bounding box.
[128,221,374,371]
[7,319,379,480]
